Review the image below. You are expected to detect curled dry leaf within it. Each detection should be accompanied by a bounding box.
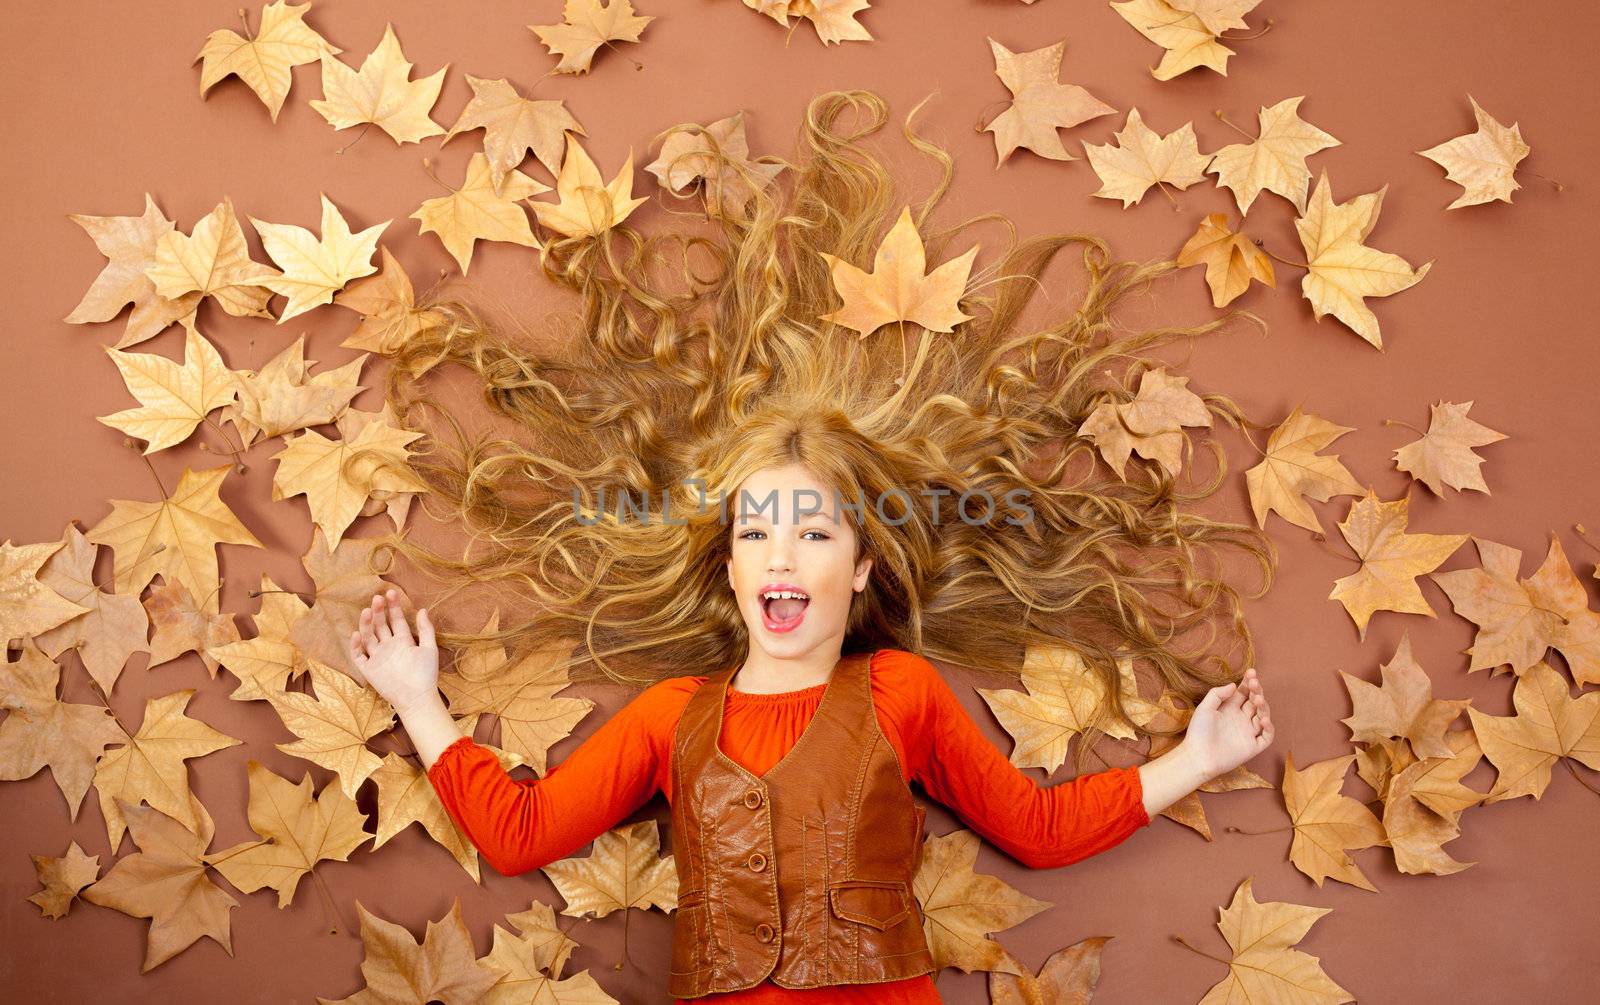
[1338,630,1470,760]
[1430,534,1600,685]
[144,577,243,677]
[987,935,1110,1005]
[645,110,787,220]
[1176,212,1275,308]
[334,245,450,356]
[27,840,101,920]
[1079,367,1211,481]
[1111,0,1259,80]
[528,134,649,244]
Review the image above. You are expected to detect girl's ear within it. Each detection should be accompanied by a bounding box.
[853,555,872,592]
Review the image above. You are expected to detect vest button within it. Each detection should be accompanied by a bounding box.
[744,789,763,809]
[756,922,774,943]
[747,851,767,872]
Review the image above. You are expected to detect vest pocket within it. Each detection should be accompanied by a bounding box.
[827,879,912,930]
[669,887,709,977]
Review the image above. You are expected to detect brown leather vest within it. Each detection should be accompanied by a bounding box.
[667,649,935,998]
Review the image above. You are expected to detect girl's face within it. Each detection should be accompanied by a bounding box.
[726,463,872,660]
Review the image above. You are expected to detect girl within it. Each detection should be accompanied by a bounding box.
[348,89,1277,1001]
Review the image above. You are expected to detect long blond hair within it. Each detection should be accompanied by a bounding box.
[379,89,1277,769]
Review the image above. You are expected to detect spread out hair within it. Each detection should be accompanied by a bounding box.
[374,89,1278,773]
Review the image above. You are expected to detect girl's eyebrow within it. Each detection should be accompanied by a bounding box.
[735,509,836,524]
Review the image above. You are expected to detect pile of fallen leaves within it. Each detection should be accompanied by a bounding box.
[4,1,1588,1002]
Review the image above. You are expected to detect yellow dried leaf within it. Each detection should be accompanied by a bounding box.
[264,660,395,800]
[1416,94,1531,210]
[317,900,500,1005]
[1196,877,1353,1004]
[1241,404,1364,533]
[1207,96,1341,215]
[1110,0,1240,80]
[982,37,1115,166]
[911,828,1049,975]
[26,840,101,919]
[1281,752,1387,892]
[818,205,978,338]
[540,819,678,919]
[334,246,450,356]
[1082,107,1213,207]
[411,152,547,274]
[308,23,446,144]
[246,193,390,324]
[1466,661,1600,804]
[33,524,150,696]
[0,639,127,822]
[64,193,203,349]
[1391,399,1507,496]
[1327,489,1467,641]
[528,134,649,241]
[145,196,279,320]
[442,75,587,194]
[529,0,655,74]
[0,538,91,648]
[96,325,239,453]
[269,406,429,548]
[194,0,341,122]
[1175,211,1275,308]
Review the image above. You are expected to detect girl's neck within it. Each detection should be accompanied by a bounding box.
[730,646,843,694]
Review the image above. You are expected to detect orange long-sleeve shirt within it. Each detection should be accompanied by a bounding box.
[426,648,1151,1003]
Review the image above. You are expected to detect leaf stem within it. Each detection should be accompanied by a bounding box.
[1171,933,1230,965]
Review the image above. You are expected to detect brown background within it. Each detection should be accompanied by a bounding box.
[4,1,1599,1002]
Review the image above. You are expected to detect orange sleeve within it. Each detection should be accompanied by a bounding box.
[878,650,1152,870]
[425,677,696,877]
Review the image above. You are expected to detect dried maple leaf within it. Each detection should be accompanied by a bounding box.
[1079,367,1211,480]
[65,193,203,348]
[912,827,1049,976]
[93,688,241,853]
[264,659,396,800]
[1111,0,1246,80]
[246,193,390,324]
[1417,94,1531,210]
[438,614,591,773]
[1280,751,1387,891]
[1380,728,1481,875]
[987,935,1109,1005]
[85,463,265,616]
[1175,211,1275,308]
[645,111,786,220]
[982,37,1115,166]
[1327,488,1467,641]
[498,900,581,981]
[977,643,1159,772]
[27,840,102,919]
[1167,0,1257,34]
[1466,661,1600,804]
[0,639,127,820]
[269,405,429,548]
[441,75,587,192]
[221,335,366,448]
[96,324,239,454]
[411,152,548,274]
[207,573,311,700]
[308,23,447,144]
[1082,107,1213,207]
[528,133,649,242]
[291,529,409,673]
[1338,631,1469,760]
[1,537,92,649]
[32,524,150,695]
[1242,404,1364,533]
[202,759,372,907]
[145,196,280,320]
[144,577,242,677]
[741,0,874,44]
[1194,877,1353,1004]
[479,926,617,1003]
[818,205,978,338]
[369,750,485,882]
[1391,400,1507,496]
[1430,534,1600,685]
[334,246,449,356]
[1353,735,1415,804]
[529,0,655,74]
[541,819,678,919]
[1296,170,1433,350]
[1206,96,1341,216]
[81,799,239,972]
[315,899,500,1005]
[194,0,341,122]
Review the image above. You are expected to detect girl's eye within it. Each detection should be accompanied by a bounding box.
[737,530,830,541]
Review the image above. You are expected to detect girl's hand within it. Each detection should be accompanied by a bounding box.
[348,588,439,716]
[1181,667,1273,780]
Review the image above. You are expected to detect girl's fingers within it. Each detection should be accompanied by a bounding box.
[417,608,436,649]
[385,589,413,644]
[373,595,392,640]
[1201,682,1237,710]
[349,629,365,662]
[359,605,377,648]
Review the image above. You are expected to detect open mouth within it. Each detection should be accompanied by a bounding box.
[759,588,810,632]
